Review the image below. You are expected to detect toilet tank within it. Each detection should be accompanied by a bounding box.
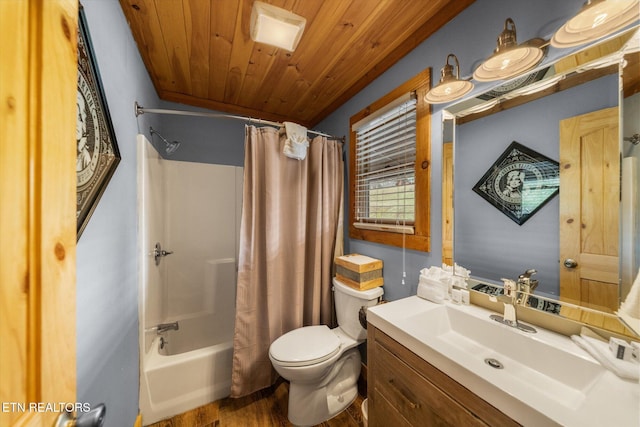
[333,278,384,341]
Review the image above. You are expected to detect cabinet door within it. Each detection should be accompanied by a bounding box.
[373,342,487,427]
[371,391,412,427]
[368,326,520,427]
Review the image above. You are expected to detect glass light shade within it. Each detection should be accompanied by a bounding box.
[456,98,499,118]
[551,0,639,48]
[473,18,545,82]
[473,45,545,81]
[250,1,306,52]
[502,74,565,99]
[425,54,474,104]
[425,79,474,104]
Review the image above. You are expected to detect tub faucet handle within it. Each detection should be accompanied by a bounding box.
[153,242,173,266]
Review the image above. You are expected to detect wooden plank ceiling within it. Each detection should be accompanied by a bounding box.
[119,0,475,128]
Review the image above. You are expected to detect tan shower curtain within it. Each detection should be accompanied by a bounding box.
[230,126,344,398]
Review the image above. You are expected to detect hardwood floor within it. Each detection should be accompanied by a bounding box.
[146,378,365,427]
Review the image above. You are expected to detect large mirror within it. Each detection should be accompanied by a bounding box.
[443,26,640,336]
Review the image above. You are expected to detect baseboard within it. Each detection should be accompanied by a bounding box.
[134,413,142,427]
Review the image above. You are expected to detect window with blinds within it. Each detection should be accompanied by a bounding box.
[348,68,430,251]
[353,93,417,234]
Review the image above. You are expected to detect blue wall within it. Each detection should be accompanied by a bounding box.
[76,2,161,426]
[156,102,246,166]
[316,0,588,301]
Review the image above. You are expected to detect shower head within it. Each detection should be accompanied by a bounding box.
[149,127,181,156]
[164,140,181,155]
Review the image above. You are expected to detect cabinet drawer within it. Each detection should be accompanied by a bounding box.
[373,341,488,427]
[370,390,412,427]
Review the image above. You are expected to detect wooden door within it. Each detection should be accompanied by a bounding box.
[559,107,619,312]
[442,142,453,266]
[0,1,78,425]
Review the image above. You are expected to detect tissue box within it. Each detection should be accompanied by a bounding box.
[335,254,383,290]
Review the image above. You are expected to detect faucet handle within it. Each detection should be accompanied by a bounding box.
[518,269,537,279]
[500,278,517,298]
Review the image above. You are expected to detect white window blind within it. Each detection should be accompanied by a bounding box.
[353,93,417,233]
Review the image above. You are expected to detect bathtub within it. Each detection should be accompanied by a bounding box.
[139,313,234,425]
[138,255,238,425]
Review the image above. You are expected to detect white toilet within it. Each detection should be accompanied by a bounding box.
[269,277,384,426]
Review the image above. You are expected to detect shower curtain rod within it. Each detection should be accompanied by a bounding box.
[134,102,345,142]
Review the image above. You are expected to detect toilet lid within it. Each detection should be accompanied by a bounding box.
[270,325,341,367]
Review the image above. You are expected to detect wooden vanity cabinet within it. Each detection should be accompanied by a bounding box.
[367,325,520,427]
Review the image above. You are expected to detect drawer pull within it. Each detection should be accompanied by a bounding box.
[388,378,419,409]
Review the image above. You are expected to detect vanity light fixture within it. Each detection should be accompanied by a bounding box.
[473,18,546,82]
[551,0,639,48]
[425,54,474,104]
[250,1,307,52]
[424,10,637,105]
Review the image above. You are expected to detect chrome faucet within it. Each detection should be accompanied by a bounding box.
[156,322,179,334]
[489,278,537,333]
[517,268,538,294]
[516,268,538,307]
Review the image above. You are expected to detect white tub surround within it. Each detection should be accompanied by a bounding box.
[137,136,242,424]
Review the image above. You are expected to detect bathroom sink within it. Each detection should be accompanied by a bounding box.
[367,296,640,427]
[401,305,604,409]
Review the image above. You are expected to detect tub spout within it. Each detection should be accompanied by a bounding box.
[157,322,179,334]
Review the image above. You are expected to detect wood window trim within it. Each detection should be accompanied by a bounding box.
[349,68,431,252]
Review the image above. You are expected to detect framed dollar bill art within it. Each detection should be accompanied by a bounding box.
[472,141,559,225]
[76,5,120,239]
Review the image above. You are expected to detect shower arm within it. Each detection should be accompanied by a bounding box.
[149,127,169,145]
[149,127,181,155]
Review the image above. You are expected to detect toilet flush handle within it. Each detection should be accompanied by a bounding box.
[359,306,368,329]
[359,299,386,329]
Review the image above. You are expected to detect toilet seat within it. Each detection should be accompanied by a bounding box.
[270,325,341,367]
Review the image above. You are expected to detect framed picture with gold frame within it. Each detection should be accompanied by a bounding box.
[76,4,120,239]
[472,141,559,225]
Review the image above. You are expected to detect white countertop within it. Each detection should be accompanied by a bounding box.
[367,296,640,427]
